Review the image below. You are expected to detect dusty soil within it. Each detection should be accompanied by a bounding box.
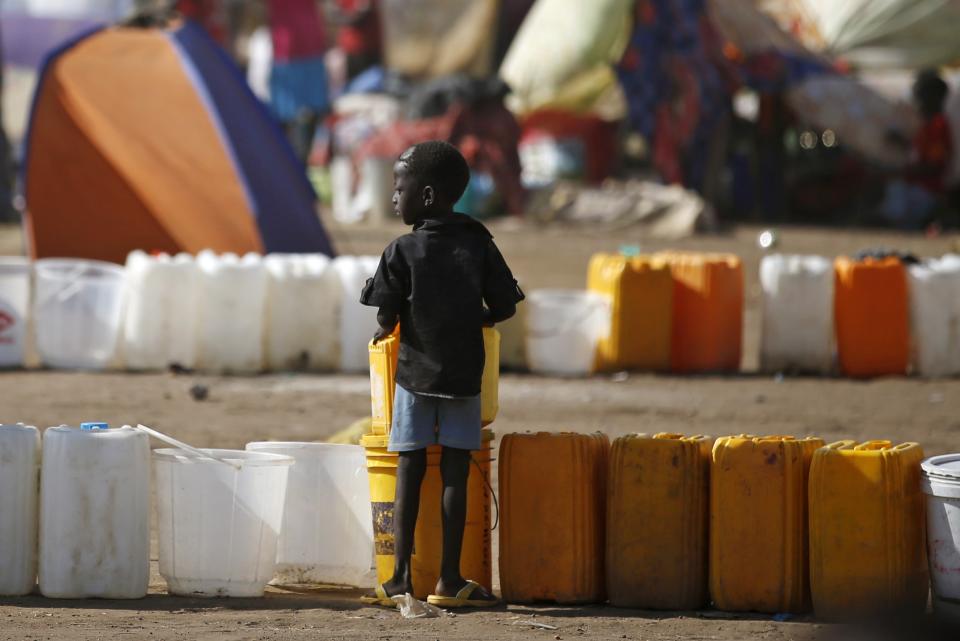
[1,220,959,640]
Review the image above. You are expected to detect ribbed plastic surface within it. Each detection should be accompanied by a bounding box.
[759,254,834,374]
[809,440,928,619]
[39,426,150,599]
[907,256,960,377]
[368,327,499,434]
[656,252,743,373]
[607,433,710,609]
[834,257,909,377]
[587,253,673,372]
[0,424,40,596]
[710,435,824,613]
[499,432,609,604]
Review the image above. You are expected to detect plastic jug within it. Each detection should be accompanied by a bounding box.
[368,327,500,434]
[39,425,150,599]
[264,253,342,371]
[0,258,31,368]
[526,290,610,376]
[123,251,200,370]
[809,441,928,619]
[34,259,125,370]
[759,254,834,374]
[587,253,673,372]
[332,255,381,372]
[497,295,528,370]
[834,256,909,377]
[656,252,743,373]
[499,432,609,604]
[245,442,374,587]
[908,255,960,377]
[154,448,293,597]
[710,434,824,613]
[195,251,267,374]
[0,424,40,596]
[607,433,711,609]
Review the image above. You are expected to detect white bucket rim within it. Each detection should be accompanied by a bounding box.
[0,256,30,272]
[246,441,362,453]
[922,454,960,480]
[153,447,294,466]
[34,258,124,279]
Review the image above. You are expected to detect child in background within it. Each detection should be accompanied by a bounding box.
[360,141,523,608]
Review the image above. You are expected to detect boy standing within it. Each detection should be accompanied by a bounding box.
[360,141,522,608]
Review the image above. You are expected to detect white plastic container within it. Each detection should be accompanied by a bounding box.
[39,425,150,599]
[921,453,960,618]
[263,254,342,371]
[498,293,528,370]
[908,256,960,378]
[123,251,201,371]
[154,448,293,597]
[0,258,31,368]
[332,255,381,372]
[34,259,125,370]
[759,254,834,373]
[245,442,375,587]
[0,424,40,596]
[526,289,610,376]
[195,251,267,374]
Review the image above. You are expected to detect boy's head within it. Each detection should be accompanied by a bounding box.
[913,69,949,118]
[393,141,470,225]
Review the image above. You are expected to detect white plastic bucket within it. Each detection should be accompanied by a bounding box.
[0,258,31,368]
[526,289,610,376]
[34,259,125,370]
[245,442,375,587]
[154,448,293,597]
[0,424,40,596]
[922,454,960,618]
[39,425,150,599]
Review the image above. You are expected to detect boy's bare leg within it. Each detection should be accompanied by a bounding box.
[385,448,426,596]
[435,446,496,600]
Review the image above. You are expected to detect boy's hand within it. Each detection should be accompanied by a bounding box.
[372,327,392,345]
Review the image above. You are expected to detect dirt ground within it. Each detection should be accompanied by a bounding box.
[1,220,959,640]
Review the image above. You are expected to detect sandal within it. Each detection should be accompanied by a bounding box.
[359,583,400,608]
[426,580,499,609]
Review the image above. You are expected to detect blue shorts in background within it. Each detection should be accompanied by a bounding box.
[387,385,482,452]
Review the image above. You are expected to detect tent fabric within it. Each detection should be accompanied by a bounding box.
[24,22,334,264]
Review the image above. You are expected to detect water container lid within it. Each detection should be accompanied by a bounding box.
[922,454,960,479]
[80,422,109,430]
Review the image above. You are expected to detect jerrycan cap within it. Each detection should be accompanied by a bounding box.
[922,453,960,480]
[80,422,109,431]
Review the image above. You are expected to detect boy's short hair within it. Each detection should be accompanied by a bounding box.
[913,69,949,109]
[398,141,471,202]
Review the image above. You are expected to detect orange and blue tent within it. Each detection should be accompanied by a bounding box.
[24,21,335,263]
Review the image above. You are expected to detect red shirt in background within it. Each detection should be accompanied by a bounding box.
[911,113,953,193]
[268,0,327,62]
[334,0,381,57]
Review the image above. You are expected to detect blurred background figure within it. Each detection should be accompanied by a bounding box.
[880,70,952,228]
[330,0,382,84]
[266,0,330,165]
[0,32,16,223]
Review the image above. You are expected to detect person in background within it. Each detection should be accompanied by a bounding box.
[267,0,330,165]
[880,69,953,228]
[330,0,382,82]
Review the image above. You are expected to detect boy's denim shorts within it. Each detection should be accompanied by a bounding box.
[387,385,482,452]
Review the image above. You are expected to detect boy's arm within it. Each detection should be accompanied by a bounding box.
[374,305,399,344]
[482,240,525,325]
[361,242,409,342]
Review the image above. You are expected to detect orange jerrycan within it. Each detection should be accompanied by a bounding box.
[834,256,909,377]
[361,430,494,599]
[656,252,743,373]
[499,432,609,604]
[368,327,499,434]
[586,253,673,372]
[809,440,928,620]
[606,433,711,609]
[710,435,824,613]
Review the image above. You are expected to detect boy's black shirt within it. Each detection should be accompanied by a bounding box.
[360,214,523,397]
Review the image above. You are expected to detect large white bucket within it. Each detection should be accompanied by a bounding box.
[154,448,293,597]
[245,442,375,587]
[39,426,150,599]
[922,454,960,618]
[34,259,125,370]
[0,424,40,596]
[0,258,31,368]
[526,289,610,376]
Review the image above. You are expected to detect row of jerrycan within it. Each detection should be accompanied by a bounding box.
[585,252,744,374]
[123,251,380,374]
[498,432,928,618]
[761,253,960,378]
